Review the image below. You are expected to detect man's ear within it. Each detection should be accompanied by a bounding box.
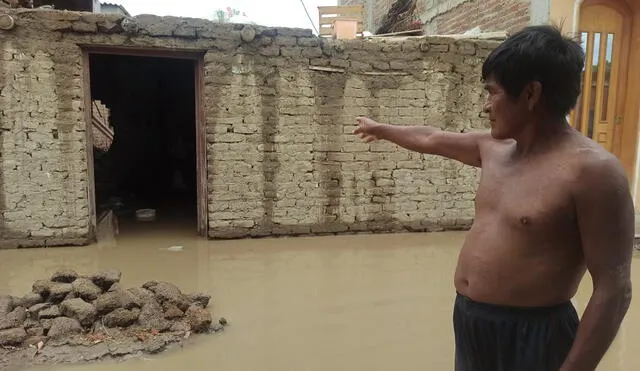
[524,81,543,111]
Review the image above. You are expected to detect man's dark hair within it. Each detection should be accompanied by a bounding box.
[482,25,585,118]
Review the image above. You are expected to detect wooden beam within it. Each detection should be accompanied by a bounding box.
[309,66,346,73]
[362,71,410,76]
[80,45,205,60]
[318,4,365,38]
[319,25,365,36]
[195,57,208,237]
[368,29,424,37]
[91,117,114,142]
[318,5,364,17]
[82,50,97,243]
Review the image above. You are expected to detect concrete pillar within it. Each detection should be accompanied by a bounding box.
[530,0,551,25]
[366,0,374,32]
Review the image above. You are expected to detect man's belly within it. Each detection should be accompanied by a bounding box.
[453,234,586,307]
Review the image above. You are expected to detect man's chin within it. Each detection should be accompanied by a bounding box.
[490,127,505,139]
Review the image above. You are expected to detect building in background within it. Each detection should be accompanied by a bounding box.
[32,0,94,11]
[338,0,534,35]
[30,0,128,14]
[99,2,130,16]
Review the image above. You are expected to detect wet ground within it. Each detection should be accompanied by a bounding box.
[1,222,639,371]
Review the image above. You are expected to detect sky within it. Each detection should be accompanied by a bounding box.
[107,0,338,33]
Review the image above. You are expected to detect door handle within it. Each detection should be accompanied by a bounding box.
[615,116,623,125]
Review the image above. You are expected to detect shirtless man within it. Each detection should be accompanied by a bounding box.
[354,25,634,371]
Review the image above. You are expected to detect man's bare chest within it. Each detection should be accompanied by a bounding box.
[475,164,576,231]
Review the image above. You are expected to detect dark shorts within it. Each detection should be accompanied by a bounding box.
[453,292,579,371]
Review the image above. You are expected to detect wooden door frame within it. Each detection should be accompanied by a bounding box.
[81,46,209,239]
[578,0,632,154]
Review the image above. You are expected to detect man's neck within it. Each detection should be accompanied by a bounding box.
[513,116,571,156]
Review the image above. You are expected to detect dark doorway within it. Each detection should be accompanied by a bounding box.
[86,51,205,236]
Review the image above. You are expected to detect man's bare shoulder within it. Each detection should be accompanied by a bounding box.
[568,134,634,275]
[567,135,629,195]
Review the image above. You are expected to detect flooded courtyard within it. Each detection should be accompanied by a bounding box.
[1,224,639,371]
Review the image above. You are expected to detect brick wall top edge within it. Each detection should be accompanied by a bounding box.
[1,8,503,49]
[322,36,502,53]
[0,8,315,38]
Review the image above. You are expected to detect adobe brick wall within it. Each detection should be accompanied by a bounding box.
[340,0,531,35]
[0,8,499,247]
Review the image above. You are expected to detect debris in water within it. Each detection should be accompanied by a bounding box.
[158,246,184,252]
[135,209,156,222]
[31,340,44,356]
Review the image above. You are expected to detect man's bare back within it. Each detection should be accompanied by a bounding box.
[353,26,633,371]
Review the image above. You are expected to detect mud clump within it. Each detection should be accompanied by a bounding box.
[0,307,27,330]
[0,269,228,370]
[185,305,212,333]
[60,298,97,327]
[71,278,102,301]
[51,270,79,284]
[0,296,13,316]
[48,317,82,339]
[13,293,44,309]
[0,328,27,346]
[103,308,138,328]
[91,270,122,291]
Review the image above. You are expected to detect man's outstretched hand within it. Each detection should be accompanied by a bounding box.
[354,117,381,143]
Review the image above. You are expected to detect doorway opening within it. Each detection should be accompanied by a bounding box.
[84,49,207,238]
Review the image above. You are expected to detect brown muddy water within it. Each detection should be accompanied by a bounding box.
[1,223,639,371]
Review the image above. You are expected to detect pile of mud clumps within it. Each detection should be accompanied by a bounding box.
[0,269,227,369]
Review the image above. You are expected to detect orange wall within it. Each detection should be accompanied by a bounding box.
[627,9,640,207]
[550,0,577,32]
